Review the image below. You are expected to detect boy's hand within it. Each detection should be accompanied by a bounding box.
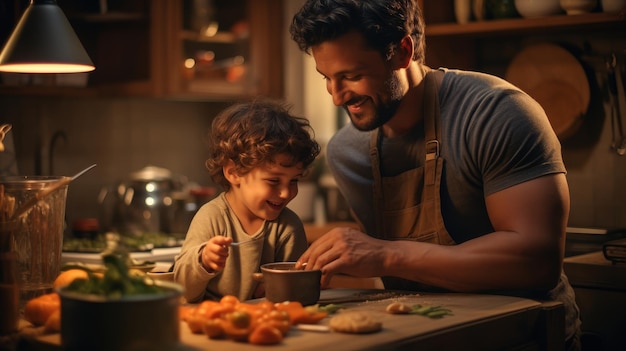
[200,236,233,273]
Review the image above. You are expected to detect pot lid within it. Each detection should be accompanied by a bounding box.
[130,165,172,181]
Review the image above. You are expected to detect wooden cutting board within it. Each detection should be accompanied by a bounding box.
[505,43,590,139]
[21,289,555,351]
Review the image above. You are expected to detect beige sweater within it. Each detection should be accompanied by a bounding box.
[173,192,308,302]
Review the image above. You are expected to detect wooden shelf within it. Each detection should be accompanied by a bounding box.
[426,12,626,37]
[180,30,248,44]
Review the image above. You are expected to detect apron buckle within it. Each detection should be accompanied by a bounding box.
[425,140,439,160]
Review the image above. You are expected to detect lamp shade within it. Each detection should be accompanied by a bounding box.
[0,0,95,73]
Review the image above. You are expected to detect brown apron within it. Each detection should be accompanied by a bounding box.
[369,71,455,291]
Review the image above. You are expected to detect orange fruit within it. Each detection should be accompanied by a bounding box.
[24,293,60,326]
[53,269,89,288]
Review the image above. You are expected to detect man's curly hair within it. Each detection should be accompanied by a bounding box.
[206,99,321,191]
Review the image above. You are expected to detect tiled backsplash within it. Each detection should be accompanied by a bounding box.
[0,96,230,233]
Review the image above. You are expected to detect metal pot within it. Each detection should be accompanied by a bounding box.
[58,281,182,351]
[252,262,321,306]
[99,166,188,236]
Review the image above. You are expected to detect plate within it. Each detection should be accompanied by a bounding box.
[130,262,157,273]
[63,261,157,273]
[505,43,590,138]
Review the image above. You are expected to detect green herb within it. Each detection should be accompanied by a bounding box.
[410,304,452,319]
[318,303,346,314]
[64,252,166,298]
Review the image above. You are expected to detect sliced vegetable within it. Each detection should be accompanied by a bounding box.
[248,323,283,345]
[318,303,346,314]
[274,301,328,325]
[410,304,453,318]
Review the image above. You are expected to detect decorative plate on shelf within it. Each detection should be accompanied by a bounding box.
[505,43,590,139]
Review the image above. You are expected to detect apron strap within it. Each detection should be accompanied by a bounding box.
[369,130,383,237]
[423,72,440,186]
[368,70,441,237]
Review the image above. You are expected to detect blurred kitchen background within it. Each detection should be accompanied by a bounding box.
[0,0,625,234]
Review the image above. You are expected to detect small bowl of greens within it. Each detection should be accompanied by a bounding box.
[58,253,183,351]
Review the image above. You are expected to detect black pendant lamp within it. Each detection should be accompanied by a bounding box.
[0,0,95,73]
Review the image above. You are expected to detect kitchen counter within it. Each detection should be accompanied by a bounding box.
[564,251,626,290]
[17,289,563,351]
[563,251,626,350]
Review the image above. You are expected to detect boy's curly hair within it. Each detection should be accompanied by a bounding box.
[206,99,321,191]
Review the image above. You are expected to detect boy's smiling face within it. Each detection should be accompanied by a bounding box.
[225,153,304,231]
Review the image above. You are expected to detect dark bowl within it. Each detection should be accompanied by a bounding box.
[58,281,183,351]
[257,262,322,306]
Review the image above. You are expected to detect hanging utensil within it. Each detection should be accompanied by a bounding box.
[606,53,626,155]
[11,164,97,220]
[0,124,12,152]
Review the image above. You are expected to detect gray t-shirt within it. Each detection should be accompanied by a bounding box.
[327,69,579,340]
[328,69,565,242]
[173,192,308,302]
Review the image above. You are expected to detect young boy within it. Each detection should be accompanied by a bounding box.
[174,99,321,303]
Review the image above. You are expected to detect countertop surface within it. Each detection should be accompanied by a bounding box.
[18,289,563,351]
[563,251,626,290]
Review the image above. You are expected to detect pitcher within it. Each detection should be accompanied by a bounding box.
[0,176,68,313]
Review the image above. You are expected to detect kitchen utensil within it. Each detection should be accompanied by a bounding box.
[318,288,409,304]
[0,175,71,312]
[98,165,192,236]
[505,43,590,139]
[606,53,626,155]
[11,164,96,220]
[0,124,11,152]
[252,262,321,306]
[229,241,244,247]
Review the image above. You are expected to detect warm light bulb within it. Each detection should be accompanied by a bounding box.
[0,63,95,73]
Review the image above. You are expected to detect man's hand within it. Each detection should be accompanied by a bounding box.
[296,226,387,287]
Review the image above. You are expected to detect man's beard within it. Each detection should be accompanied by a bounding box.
[344,74,403,132]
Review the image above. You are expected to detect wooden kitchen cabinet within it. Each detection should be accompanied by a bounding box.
[0,0,283,100]
[160,0,283,100]
[420,2,626,72]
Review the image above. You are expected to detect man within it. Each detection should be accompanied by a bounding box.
[290,0,581,349]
